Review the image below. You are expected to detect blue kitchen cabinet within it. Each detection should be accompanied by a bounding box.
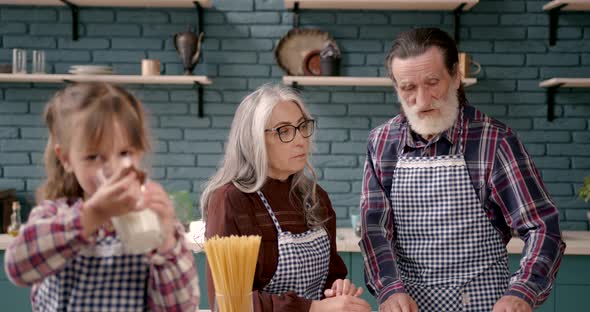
[1,251,589,311]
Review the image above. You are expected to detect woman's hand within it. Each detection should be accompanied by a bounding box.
[141,181,178,253]
[310,295,372,312]
[325,279,363,297]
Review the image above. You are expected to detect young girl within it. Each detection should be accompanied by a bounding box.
[4,82,199,311]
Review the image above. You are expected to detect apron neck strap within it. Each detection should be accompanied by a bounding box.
[455,108,465,155]
[256,191,283,233]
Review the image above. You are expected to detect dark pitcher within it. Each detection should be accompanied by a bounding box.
[173,27,204,75]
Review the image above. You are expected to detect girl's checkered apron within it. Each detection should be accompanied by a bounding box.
[256,191,330,300]
[33,229,149,311]
[390,124,509,311]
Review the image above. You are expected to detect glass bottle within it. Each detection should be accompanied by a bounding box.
[355,222,361,237]
[7,201,22,237]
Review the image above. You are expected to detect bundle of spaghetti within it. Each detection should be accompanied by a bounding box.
[205,235,261,312]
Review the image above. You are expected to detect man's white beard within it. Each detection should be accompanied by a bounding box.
[398,84,460,139]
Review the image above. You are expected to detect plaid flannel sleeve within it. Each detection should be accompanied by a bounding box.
[4,199,91,286]
[359,133,406,304]
[148,222,199,312]
[489,131,565,308]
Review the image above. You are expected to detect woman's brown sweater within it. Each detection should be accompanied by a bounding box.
[205,177,348,312]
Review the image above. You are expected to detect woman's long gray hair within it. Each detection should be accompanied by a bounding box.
[200,83,325,227]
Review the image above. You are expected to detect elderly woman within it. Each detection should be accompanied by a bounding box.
[201,84,371,312]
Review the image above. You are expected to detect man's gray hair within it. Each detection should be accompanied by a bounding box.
[385,27,467,105]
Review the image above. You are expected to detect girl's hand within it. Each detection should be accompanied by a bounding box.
[82,167,142,237]
[310,295,371,312]
[325,279,363,297]
[141,181,177,253]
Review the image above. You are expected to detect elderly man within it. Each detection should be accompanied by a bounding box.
[359,28,565,312]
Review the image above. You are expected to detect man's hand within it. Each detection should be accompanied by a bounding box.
[492,295,532,312]
[379,293,418,312]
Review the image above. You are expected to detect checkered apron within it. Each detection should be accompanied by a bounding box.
[390,128,509,311]
[256,191,330,300]
[33,229,149,311]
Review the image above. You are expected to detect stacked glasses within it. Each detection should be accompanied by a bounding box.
[12,49,45,74]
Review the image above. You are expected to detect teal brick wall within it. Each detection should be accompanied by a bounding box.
[0,0,589,229]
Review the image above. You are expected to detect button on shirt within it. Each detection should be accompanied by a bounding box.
[359,104,565,308]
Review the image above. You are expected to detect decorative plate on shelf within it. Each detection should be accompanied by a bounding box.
[275,28,338,76]
[68,65,113,75]
[302,50,322,76]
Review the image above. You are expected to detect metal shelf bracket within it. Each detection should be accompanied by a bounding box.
[546,84,563,121]
[548,4,567,46]
[194,82,204,118]
[60,0,79,41]
[292,1,300,29]
[454,3,467,45]
[193,1,204,34]
[193,1,206,117]
[291,81,302,91]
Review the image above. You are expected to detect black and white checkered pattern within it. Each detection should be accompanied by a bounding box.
[406,283,462,311]
[390,153,509,311]
[34,230,150,311]
[257,191,330,300]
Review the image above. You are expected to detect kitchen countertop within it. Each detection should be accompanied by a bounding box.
[331,228,590,255]
[1,229,589,255]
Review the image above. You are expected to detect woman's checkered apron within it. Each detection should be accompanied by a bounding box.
[256,191,330,300]
[34,229,149,311]
[390,126,509,311]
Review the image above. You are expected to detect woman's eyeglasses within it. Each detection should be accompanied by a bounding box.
[265,119,315,143]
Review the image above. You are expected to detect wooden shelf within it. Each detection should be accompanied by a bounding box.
[539,78,590,121]
[543,1,590,46]
[539,78,590,88]
[284,0,478,11]
[0,0,211,40]
[0,73,211,117]
[0,73,212,85]
[543,0,590,11]
[285,1,478,43]
[0,0,212,8]
[283,76,477,88]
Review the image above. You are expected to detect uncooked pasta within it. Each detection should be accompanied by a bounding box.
[205,235,261,312]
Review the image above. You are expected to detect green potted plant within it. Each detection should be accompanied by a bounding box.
[169,190,198,230]
[579,176,590,224]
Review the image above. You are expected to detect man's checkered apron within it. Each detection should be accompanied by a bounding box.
[256,191,330,300]
[390,129,509,311]
[34,230,149,311]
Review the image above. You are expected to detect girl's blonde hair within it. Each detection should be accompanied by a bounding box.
[200,83,326,227]
[37,82,151,202]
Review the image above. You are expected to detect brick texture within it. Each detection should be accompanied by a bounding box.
[0,0,589,229]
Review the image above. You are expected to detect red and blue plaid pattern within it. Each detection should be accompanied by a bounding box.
[4,198,199,311]
[359,104,565,308]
